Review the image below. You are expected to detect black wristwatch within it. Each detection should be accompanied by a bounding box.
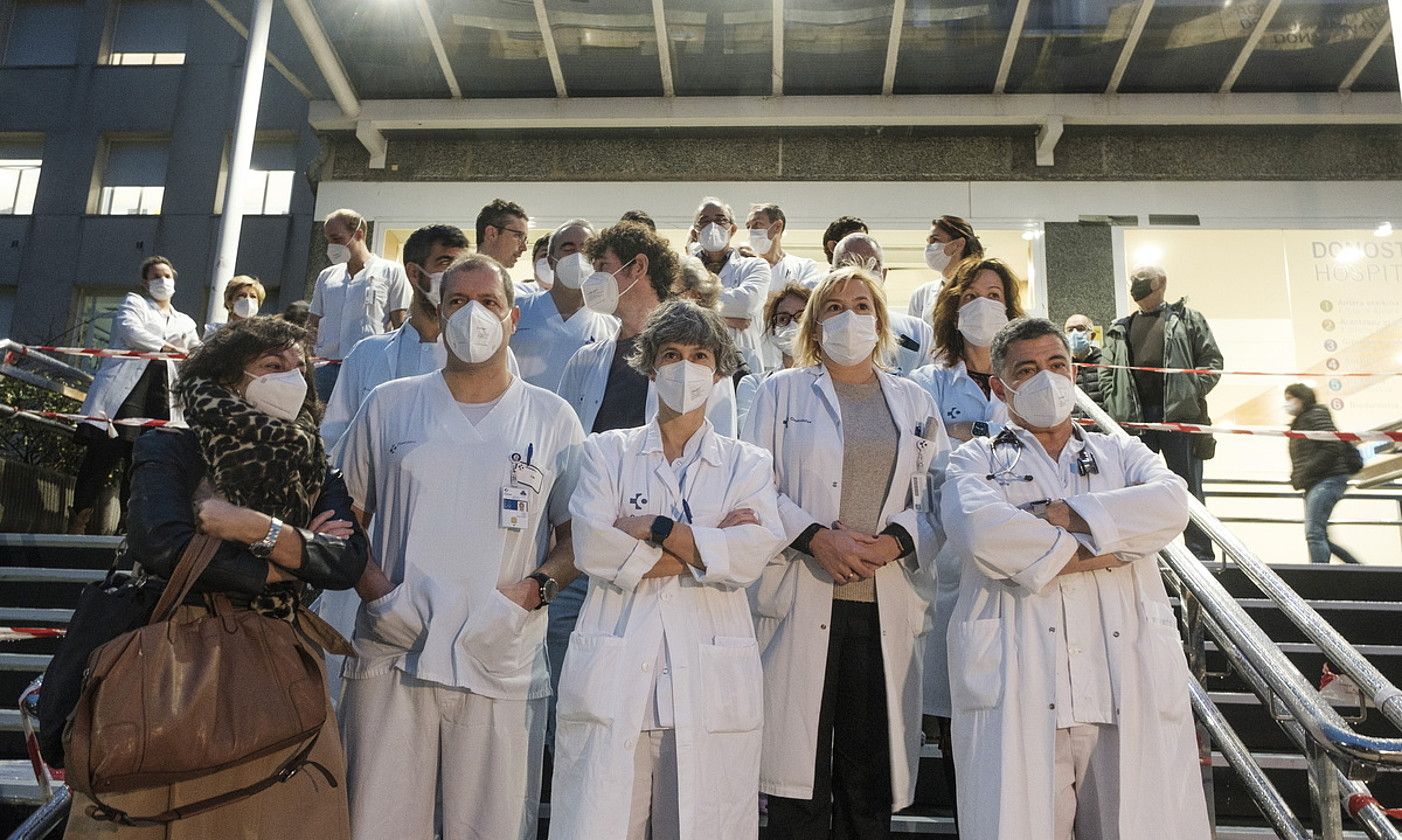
[649,516,675,547]
[971,421,991,438]
[527,573,558,610]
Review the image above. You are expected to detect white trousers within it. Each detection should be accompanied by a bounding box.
[1054,724,1121,840]
[340,669,546,840]
[629,730,681,840]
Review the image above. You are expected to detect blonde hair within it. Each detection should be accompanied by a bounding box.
[223,275,267,311]
[793,266,894,368]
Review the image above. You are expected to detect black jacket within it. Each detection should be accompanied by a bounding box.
[1288,405,1355,491]
[125,427,369,597]
[1074,345,1105,409]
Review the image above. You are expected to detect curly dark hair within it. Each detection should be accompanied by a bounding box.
[822,216,868,263]
[177,317,321,422]
[931,257,1026,367]
[584,221,679,303]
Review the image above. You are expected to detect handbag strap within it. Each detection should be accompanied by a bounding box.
[149,534,222,625]
[84,729,333,827]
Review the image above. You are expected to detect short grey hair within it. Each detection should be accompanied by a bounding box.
[832,232,884,272]
[627,299,741,379]
[990,317,1070,376]
[548,218,594,259]
[1130,265,1167,285]
[695,196,734,224]
[442,253,514,309]
[675,256,722,310]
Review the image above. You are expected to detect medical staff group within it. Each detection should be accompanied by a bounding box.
[66,197,1212,840]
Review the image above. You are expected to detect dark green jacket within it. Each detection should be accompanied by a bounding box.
[1100,298,1223,425]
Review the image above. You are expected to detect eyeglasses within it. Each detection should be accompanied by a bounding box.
[497,226,529,243]
[771,312,799,328]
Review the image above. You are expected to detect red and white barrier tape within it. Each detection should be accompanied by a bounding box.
[1079,362,1394,379]
[0,627,66,642]
[1076,418,1402,444]
[0,404,173,434]
[12,343,340,365]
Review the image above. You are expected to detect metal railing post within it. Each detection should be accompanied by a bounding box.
[1307,739,1345,840]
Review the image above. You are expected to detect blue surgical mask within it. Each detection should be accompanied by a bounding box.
[1068,330,1091,355]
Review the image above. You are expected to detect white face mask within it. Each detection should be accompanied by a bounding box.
[147,278,175,301]
[654,359,715,415]
[957,296,1008,347]
[1284,400,1302,417]
[819,310,878,367]
[444,301,508,364]
[769,322,800,357]
[581,258,640,315]
[748,227,774,254]
[698,222,730,253]
[554,252,592,290]
[924,243,954,274]
[414,267,444,307]
[243,368,307,423]
[326,242,352,265]
[1002,370,1076,429]
[533,257,554,289]
[231,297,259,318]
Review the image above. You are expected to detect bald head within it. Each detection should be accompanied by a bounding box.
[832,232,885,278]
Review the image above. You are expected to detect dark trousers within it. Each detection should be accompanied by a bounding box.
[72,435,132,513]
[766,600,892,840]
[1139,409,1215,564]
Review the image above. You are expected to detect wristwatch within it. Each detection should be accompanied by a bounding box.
[249,517,284,559]
[971,420,991,438]
[527,573,558,610]
[649,516,675,547]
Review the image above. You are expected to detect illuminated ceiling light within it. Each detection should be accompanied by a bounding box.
[1337,246,1364,264]
[1133,244,1164,265]
[1375,221,1393,237]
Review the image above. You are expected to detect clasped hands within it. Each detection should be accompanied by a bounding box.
[810,522,902,586]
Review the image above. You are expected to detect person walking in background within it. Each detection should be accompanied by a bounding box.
[1285,383,1363,565]
[1100,266,1223,564]
[69,256,201,535]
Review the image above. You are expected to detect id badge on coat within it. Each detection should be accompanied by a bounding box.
[500,486,529,530]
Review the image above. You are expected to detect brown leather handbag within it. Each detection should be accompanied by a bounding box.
[64,534,342,826]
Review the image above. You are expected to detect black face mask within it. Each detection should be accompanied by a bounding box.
[1129,277,1156,301]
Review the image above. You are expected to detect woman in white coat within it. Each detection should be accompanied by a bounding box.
[736,282,810,431]
[69,256,200,533]
[909,257,1025,808]
[552,299,786,840]
[742,266,947,838]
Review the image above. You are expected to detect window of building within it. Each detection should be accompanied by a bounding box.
[4,0,82,66]
[0,141,42,215]
[107,0,189,65]
[70,290,130,372]
[98,139,168,215]
[242,142,297,215]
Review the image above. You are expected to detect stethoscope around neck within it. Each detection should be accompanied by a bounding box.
[985,427,1099,486]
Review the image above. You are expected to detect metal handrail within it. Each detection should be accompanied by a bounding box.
[1077,390,1402,750]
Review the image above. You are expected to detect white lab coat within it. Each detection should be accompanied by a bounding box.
[550,421,786,840]
[735,369,778,434]
[907,278,943,324]
[78,293,199,429]
[910,359,1010,716]
[941,425,1210,840]
[885,312,933,377]
[333,372,584,698]
[715,252,772,372]
[770,254,824,292]
[741,365,948,810]
[556,338,737,436]
[309,254,412,359]
[319,322,446,448]
[509,288,618,392]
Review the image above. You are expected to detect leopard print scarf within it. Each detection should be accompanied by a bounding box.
[177,376,325,527]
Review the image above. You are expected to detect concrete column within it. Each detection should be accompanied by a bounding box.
[1044,221,1117,331]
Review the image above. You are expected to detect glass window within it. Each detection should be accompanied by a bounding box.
[98,139,168,215]
[109,0,189,66]
[1234,1,1389,91]
[1350,33,1398,91]
[544,0,664,97]
[237,142,297,215]
[1119,1,1264,92]
[783,0,892,95]
[437,0,559,98]
[71,290,131,371]
[5,0,83,66]
[668,1,774,96]
[894,1,1018,94]
[317,1,452,99]
[1006,0,1145,93]
[0,141,42,215]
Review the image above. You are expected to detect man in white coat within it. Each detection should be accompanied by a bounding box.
[510,218,618,391]
[941,317,1211,840]
[334,254,585,840]
[550,300,787,840]
[746,202,823,291]
[690,197,771,374]
[831,232,933,377]
[308,208,412,400]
